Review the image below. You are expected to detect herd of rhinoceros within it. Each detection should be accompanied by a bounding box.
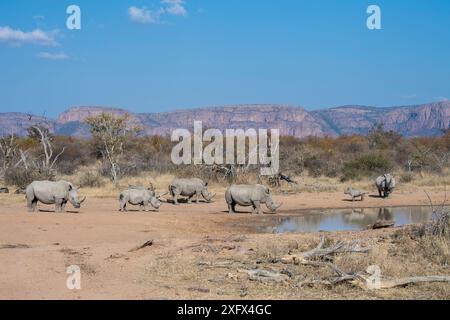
[2,174,396,214]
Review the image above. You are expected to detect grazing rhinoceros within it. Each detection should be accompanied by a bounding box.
[26,181,85,212]
[168,178,216,205]
[344,187,367,201]
[119,185,165,212]
[225,184,282,215]
[375,174,396,198]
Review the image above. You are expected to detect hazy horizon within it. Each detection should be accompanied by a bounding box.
[2,99,450,119]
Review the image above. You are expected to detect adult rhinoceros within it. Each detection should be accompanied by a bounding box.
[168,178,215,205]
[119,186,164,212]
[225,184,282,215]
[26,180,85,212]
[375,174,396,198]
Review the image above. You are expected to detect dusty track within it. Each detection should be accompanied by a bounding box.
[0,190,449,299]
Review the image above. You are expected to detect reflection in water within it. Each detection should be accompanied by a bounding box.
[261,206,438,234]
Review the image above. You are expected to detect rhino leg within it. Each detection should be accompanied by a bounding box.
[26,189,37,212]
[187,195,193,204]
[143,201,149,212]
[119,194,128,212]
[28,198,38,212]
[60,201,67,212]
[196,191,201,204]
[55,199,64,213]
[256,201,263,215]
[173,194,179,205]
[228,202,236,214]
[252,201,263,215]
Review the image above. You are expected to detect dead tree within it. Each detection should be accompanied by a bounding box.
[27,125,65,177]
[0,134,18,177]
[85,113,140,186]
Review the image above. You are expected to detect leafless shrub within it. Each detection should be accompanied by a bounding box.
[399,171,415,183]
[77,170,104,188]
[4,167,42,187]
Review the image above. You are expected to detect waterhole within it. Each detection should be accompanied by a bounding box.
[257,206,439,233]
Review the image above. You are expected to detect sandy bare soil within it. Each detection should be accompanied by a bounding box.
[0,190,449,300]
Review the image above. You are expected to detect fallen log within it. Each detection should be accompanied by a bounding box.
[129,240,153,252]
[281,235,369,265]
[368,220,395,230]
[353,275,450,289]
[239,268,289,283]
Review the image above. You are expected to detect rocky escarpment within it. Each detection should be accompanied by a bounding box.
[0,102,449,138]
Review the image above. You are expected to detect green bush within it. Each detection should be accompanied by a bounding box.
[341,154,393,181]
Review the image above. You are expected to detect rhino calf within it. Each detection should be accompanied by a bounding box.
[344,187,367,201]
[225,184,282,215]
[168,178,215,205]
[375,174,396,198]
[26,181,85,213]
[119,186,162,212]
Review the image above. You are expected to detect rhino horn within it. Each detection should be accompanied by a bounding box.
[206,192,216,201]
[80,196,86,204]
[157,191,168,199]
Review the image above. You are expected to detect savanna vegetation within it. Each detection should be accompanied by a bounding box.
[0,114,449,190]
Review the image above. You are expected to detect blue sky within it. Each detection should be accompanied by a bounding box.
[0,0,449,117]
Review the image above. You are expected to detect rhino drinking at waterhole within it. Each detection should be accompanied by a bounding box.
[119,186,164,212]
[225,184,282,215]
[168,178,215,205]
[375,174,396,198]
[26,181,85,213]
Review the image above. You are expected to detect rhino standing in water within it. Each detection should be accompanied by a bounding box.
[225,184,282,215]
[168,178,216,205]
[119,186,163,212]
[375,174,396,198]
[26,181,85,212]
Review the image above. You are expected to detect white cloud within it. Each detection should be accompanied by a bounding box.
[128,6,162,24]
[0,26,58,46]
[128,1,188,24]
[435,96,449,102]
[162,0,187,16]
[37,52,69,60]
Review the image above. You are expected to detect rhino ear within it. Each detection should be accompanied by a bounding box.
[205,182,209,187]
[68,183,73,191]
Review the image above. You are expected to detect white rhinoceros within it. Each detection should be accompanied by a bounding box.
[26,180,85,213]
[225,184,282,215]
[119,186,163,212]
[375,174,396,198]
[168,178,215,205]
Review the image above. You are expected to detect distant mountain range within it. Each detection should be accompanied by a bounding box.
[1,101,449,138]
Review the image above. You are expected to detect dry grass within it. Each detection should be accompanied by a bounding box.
[148,230,450,299]
[1,165,449,199]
